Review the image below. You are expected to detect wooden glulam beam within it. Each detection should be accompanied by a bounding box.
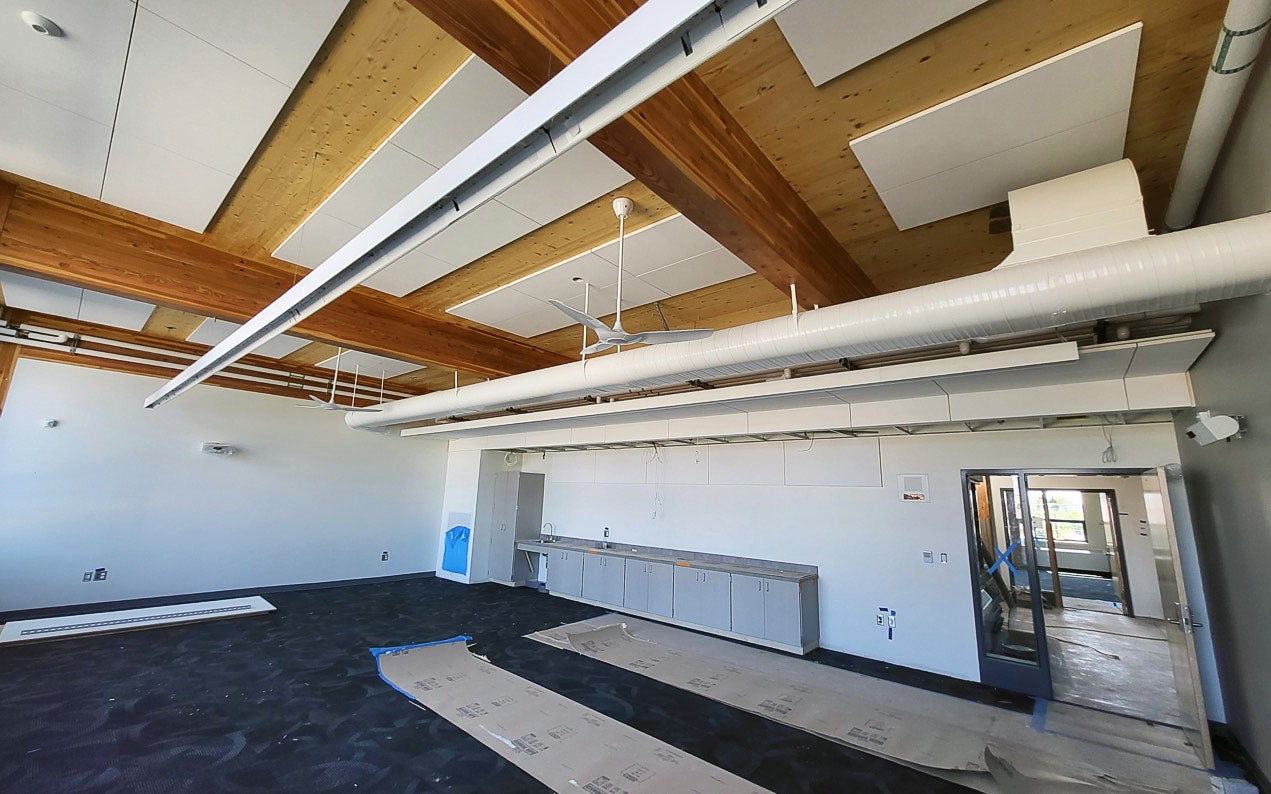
[0,185,569,378]
[407,0,878,308]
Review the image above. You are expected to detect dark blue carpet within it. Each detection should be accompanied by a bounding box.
[0,577,975,793]
[1036,571,1118,603]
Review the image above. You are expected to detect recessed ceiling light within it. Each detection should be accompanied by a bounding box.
[20,10,62,37]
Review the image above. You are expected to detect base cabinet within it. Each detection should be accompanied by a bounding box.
[582,553,625,605]
[624,559,674,617]
[673,567,731,630]
[730,574,807,647]
[545,550,583,598]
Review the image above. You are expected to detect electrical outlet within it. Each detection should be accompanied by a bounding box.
[603,527,610,538]
[82,571,92,582]
[92,568,107,581]
[381,551,389,561]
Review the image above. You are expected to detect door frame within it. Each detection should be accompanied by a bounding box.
[962,470,1053,699]
[962,467,1155,699]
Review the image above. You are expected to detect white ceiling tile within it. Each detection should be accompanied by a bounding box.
[316,350,421,379]
[593,215,721,275]
[497,305,576,338]
[101,133,239,232]
[114,8,292,176]
[776,0,988,87]
[77,290,155,331]
[0,0,135,124]
[0,82,112,198]
[874,112,1129,230]
[187,318,308,359]
[638,247,753,296]
[594,276,669,310]
[139,0,349,87]
[392,56,527,168]
[850,24,1141,229]
[417,200,539,267]
[449,285,538,325]
[0,271,84,316]
[272,212,361,268]
[0,272,153,330]
[509,252,619,302]
[360,244,455,297]
[312,143,437,229]
[497,142,631,224]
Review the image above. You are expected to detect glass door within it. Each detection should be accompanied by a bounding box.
[963,471,1052,698]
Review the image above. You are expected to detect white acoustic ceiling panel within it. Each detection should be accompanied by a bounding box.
[187,318,308,359]
[776,0,988,86]
[273,55,632,298]
[850,23,1142,231]
[139,0,350,87]
[316,351,421,379]
[0,0,132,196]
[0,271,153,331]
[448,215,753,339]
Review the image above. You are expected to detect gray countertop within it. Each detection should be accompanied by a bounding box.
[516,539,817,583]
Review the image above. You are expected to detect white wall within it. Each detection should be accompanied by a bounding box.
[510,424,1182,682]
[0,359,447,612]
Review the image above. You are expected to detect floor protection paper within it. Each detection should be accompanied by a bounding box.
[529,616,1216,794]
[373,636,770,794]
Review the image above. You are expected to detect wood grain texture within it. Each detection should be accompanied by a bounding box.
[410,0,877,307]
[0,188,568,376]
[204,0,471,258]
[402,180,673,311]
[696,0,1225,292]
[0,340,17,416]
[141,307,206,340]
[281,341,342,367]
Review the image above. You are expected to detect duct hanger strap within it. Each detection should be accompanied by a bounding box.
[1213,18,1271,74]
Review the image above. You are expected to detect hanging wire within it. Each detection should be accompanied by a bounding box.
[1101,420,1118,463]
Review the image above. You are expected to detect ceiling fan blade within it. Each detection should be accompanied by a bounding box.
[548,299,612,333]
[632,328,715,345]
[580,339,617,356]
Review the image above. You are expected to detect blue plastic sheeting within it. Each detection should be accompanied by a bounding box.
[369,635,473,699]
[441,525,470,575]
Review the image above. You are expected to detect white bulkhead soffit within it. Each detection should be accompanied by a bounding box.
[850,23,1142,230]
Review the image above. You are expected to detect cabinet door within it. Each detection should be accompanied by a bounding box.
[602,556,626,605]
[730,574,766,638]
[486,474,516,581]
[763,578,803,647]
[549,550,583,598]
[698,570,732,630]
[646,562,675,617]
[672,566,699,624]
[623,559,649,612]
[582,553,607,602]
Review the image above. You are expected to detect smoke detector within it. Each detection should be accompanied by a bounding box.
[20,11,63,37]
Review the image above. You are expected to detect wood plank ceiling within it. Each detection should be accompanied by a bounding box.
[0,0,1226,403]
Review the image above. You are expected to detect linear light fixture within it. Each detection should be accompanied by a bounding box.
[144,0,799,409]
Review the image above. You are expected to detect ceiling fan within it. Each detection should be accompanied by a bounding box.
[549,197,714,356]
[304,348,382,412]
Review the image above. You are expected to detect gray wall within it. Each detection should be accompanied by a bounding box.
[1174,294,1271,776]
[1184,46,1271,776]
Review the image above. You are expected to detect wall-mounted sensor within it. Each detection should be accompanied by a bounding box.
[201,442,239,456]
[42,419,58,428]
[1185,411,1244,446]
[21,11,63,37]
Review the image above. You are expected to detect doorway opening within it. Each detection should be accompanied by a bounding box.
[963,468,1213,768]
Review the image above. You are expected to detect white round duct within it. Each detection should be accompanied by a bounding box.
[348,212,1271,429]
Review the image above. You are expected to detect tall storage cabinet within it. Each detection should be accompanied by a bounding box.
[482,471,545,585]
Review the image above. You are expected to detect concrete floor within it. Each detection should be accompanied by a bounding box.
[1043,606,1194,728]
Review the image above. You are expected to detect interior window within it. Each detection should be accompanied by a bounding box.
[1029,490,1088,543]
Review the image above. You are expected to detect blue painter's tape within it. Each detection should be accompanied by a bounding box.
[1030,698,1049,732]
[370,635,474,701]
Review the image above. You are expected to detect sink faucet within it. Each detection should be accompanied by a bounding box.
[542,522,556,543]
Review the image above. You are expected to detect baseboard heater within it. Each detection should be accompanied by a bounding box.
[0,596,275,644]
